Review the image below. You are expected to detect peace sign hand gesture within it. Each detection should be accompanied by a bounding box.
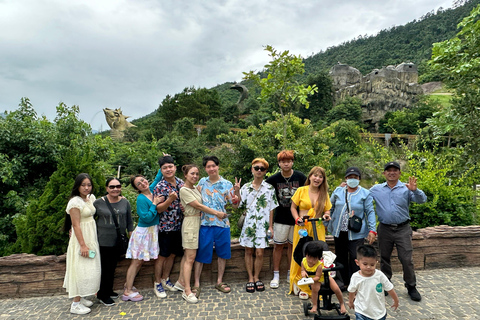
[405,176,418,191]
[234,177,242,192]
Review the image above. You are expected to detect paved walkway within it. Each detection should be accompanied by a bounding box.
[1,267,479,320]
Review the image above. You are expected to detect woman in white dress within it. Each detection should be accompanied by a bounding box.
[63,173,101,315]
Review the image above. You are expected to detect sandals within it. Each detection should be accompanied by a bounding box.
[215,282,231,293]
[121,292,143,302]
[255,280,265,292]
[246,282,255,293]
[270,279,279,289]
[191,286,201,298]
[299,291,309,300]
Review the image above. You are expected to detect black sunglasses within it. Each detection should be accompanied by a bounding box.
[108,185,122,189]
[253,166,267,172]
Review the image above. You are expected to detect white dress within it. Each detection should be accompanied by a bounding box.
[63,195,101,298]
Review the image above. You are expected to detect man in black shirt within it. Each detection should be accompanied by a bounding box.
[265,150,307,289]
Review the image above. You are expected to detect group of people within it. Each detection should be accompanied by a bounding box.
[63,150,427,320]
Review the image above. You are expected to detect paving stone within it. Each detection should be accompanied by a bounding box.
[0,267,479,319]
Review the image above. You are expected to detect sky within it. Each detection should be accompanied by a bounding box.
[0,0,454,132]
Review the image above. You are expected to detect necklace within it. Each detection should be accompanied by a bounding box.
[281,170,293,184]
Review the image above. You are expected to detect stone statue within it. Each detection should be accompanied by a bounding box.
[230,82,249,106]
[103,108,136,140]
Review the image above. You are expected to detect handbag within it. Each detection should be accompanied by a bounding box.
[104,197,129,256]
[237,185,262,229]
[345,189,362,233]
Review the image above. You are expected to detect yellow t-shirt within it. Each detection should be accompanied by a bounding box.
[291,186,332,217]
[302,257,324,283]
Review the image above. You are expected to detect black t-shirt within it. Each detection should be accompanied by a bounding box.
[266,170,307,225]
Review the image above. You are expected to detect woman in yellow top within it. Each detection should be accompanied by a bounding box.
[289,166,331,297]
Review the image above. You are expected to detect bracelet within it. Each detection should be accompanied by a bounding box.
[369,231,377,236]
[295,217,301,225]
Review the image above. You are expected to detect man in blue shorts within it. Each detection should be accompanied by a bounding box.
[193,156,240,294]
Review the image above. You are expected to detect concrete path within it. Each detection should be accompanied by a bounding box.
[1,267,479,320]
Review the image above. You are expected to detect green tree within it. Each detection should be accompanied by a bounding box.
[243,45,317,147]
[157,87,222,129]
[429,4,480,162]
[326,96,363,125]
[297,72,334,124]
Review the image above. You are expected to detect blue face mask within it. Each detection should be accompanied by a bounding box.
[346,179,360,188]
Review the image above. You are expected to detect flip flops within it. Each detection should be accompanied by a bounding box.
[215,282,231,293]
[246,282,255,293]
[255,281,265,292]
[121,292,143,302]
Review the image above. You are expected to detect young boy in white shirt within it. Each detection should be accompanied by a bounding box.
[348,245,399,320]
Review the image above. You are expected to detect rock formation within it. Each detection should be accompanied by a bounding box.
[330,63,423,130]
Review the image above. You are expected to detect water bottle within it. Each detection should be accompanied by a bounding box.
[298,229,308,238]
[267,229,272,240]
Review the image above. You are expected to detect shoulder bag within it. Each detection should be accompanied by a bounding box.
[345,190,362,233]
[104,197,129,256]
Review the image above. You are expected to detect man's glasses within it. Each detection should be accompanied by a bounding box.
[108,185,122,189]
[253,166,267,172]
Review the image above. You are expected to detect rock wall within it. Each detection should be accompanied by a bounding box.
[330,63,423,129]
[1,225,479,299]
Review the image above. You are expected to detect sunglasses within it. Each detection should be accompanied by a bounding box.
[108,185,122,189]
[253,166,267,172]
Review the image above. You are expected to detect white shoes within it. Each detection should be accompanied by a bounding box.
[182,292,198,304]
[154,282,167,298]
[70,302,91,315]
[270,278,279,289]
[174,281,185,292]
[80,297,93,307]
[162,278,178,292]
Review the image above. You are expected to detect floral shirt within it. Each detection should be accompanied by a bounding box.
[197,176,234,228]
[153,177,184,232]
[238,181,278,248]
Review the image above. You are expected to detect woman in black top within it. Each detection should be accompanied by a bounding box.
[93,178,134,306]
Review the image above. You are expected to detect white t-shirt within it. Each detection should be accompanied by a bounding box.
[348,269,394,319]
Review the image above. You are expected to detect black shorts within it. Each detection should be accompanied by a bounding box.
[158,230,184,257]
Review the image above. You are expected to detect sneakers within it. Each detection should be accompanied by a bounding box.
[109,291,119,299]
[406,284,422,301]
[182,292,198,304]
[80,297,93,307]
[154,282,167,298]
[162,278,178,292]
[70,302,91,315]
[99,296,115,306]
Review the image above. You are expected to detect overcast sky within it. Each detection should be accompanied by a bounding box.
[0,0,454,131]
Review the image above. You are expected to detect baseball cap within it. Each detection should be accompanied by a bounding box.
[345,167,361,178]
[384,161,401,171]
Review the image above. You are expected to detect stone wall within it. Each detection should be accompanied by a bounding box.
[1,225,479,299]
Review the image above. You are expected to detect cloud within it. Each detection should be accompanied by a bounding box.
[0,0,453,131]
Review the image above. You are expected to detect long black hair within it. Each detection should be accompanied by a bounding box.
[64,173,94,232]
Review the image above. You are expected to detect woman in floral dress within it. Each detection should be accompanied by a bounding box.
[239,158,278,293]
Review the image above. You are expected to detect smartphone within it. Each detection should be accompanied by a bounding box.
[79,250,96,258]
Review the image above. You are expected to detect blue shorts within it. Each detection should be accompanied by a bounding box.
[195,226,231,263]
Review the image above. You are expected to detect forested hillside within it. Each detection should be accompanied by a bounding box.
[304,0,480,75]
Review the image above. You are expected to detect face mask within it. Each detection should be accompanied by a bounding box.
[346,179,360,188]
